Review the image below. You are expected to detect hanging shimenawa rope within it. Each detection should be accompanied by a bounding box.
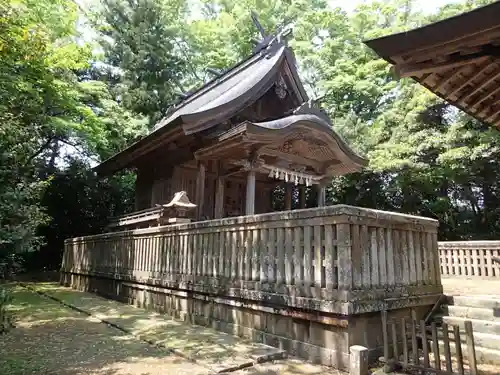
[265,165,323,186]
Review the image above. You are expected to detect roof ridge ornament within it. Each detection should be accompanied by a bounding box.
[251,11,293,54]
[293,97,331,125]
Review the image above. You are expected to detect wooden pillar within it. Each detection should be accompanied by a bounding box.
[246,170,256,215]
[214,176,225,219]
[299,186,306,209]
[269,186,275,212]
[317,184,326,207]
[195,162,206,220]
[285,184,293,211]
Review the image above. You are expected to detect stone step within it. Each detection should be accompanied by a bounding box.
[447,305,499,322]
[446,331,500,351]
[438,339,500,365]
[469,331,500,351]
[442,316,500,335]
[452,295,500,310]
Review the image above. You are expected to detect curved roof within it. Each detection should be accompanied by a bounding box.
[95,41,309,175]
[95,39,368,176]
[202,112,368,177]
[364,2,500,128]
[248,114,368,176]
[154,43,307,135]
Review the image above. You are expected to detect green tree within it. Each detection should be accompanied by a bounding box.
[95,0,194,126]
[0,0,146,274]
[0,0,88,267]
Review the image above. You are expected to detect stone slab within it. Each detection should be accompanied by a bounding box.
[442,277,500,296]
[452,295,500,310]
[231,358,347,375]
[448,305,500,322]
[28,282,285,373]
[443,316,500,335]
[438,340,500,366]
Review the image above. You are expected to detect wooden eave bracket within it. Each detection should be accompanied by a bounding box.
[393,46,500,78]
[394,55,489,78]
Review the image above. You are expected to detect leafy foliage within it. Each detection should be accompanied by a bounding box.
[0,286,14,334]
[2,0,500,276]
[0,0,142,274]
[94,0,193,126]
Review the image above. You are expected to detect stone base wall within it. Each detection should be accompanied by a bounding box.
[61,272,433,370]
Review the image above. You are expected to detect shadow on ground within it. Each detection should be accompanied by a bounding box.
[1,284,209,375]
[11,282,347,375]
[28,283,284,373]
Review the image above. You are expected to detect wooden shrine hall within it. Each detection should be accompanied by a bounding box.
[99,26,367,229]
[62,17,444,369]
[365,1,500,129]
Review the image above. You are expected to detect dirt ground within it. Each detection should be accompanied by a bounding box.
[0,284,347,375]
[3,278,497,375]
[0,284,210,375]
[442,277,500,296]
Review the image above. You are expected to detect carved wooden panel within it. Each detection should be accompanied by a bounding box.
[204,175,216,219]
[136,167,152,210]
[255,183,273,214]
[148,165,274,219]
[275,136,336,162]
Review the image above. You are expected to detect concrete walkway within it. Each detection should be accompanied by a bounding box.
[26,283,345,375]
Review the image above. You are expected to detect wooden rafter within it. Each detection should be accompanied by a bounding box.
[478,97,500,117]
[260,148,323,172]
[364,3,500,129]
[458,65,500,103]
[433,65,470,92]
[420,73,434,84]
[448,61,495,99]
[221,166,245,178]
[400,27,500,64]
[485,107,500,122]
[469,84,500,109]
[395,54,489,78]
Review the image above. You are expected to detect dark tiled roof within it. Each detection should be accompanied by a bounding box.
[95,40,308,174]
[154,43,289,135]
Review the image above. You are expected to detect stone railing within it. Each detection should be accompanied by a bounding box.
[62,205,442,315]
[438,241,500,278]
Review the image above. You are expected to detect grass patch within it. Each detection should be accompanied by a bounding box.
[1,283,15,333]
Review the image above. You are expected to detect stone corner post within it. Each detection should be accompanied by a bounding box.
[349,345,369,375]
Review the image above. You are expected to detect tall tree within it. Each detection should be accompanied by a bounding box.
[0,0,147,273]
[0,0,88,273]
[95,0,193,126]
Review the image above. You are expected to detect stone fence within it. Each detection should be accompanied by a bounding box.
[61,205,443,369]
[438,241,500,278]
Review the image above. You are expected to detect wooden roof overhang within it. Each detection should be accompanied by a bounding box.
[95,119,184,175]
[364,2,500,128]
[94,42,309,176]
[194,112,368,180]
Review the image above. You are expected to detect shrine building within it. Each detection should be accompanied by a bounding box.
[61,19,443,370]
[97,30,367,228]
